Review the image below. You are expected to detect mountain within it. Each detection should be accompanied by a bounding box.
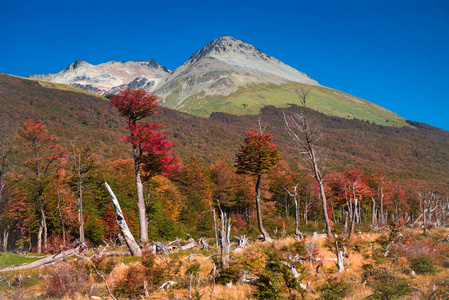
[155,36,318,108]
[28,36,408,127]
[29,59,170,95]
[1,73,448,192]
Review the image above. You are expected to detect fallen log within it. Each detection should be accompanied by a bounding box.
[102,251,131,257]
[0,249,78,272]
[180,242,196,251]
[155,242,170,254]
[280,261,301,278]
[105,182,142,256]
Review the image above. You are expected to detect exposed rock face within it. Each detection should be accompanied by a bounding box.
[29,60,170,95]
[29,36,319,104]
[154,36,319,109]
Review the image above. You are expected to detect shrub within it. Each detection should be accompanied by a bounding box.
[90,256,117,282]
[317,276,351,300]
[141,252,181,289]
[250,246,305,299]
[114,265,146,299]
[424,277,449,299]
[410,256,437,275]
[185,262,201,275]
[362,264,411,299]
[45,262,88,298]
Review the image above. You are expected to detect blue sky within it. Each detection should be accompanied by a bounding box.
[1,0,448,131]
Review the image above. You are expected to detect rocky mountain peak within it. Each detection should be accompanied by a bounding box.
[64,59,91,71]
[188,36,269,64]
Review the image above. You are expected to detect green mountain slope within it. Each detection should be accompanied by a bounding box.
[163,81,409,127]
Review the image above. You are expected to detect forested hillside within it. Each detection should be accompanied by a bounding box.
[1,74,448,299]
[1,74,448,192]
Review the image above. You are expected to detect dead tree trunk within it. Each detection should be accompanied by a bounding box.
[210,204,219,250]
[371,197,377,228]
[2,226,9,252]
[105,182,142,256]
[0,249,79,272]
[343,212,349,237]
[284,88,332,238]
[285,183,304,238]
[219,211,231,270]
[335,240,345,273]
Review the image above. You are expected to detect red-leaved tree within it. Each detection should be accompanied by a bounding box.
[236,131,281,242]
[18,120,66,253]
[111,89,180,244]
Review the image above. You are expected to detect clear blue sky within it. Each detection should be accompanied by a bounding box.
[1,0,448,131]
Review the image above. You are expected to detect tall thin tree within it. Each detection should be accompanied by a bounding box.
[111,89,179,244]
[284,88,332,237]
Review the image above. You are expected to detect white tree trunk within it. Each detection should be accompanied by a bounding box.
[105,182,142,256]
[133,145,148,244]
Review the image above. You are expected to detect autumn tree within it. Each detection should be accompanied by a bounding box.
[18,120,65,253]
[236,131,281,242]
[111,89,179,244]
[284,88,332,237]
[363,172,390,227]
[171,157,212,236]
[326,168,370,235]
[0,117,17,204]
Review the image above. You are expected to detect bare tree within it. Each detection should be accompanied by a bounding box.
[419,191,440,234]
[219,210,231,270]
[284,88,332,237]
[68,140,95,244]
[284,179,303,238]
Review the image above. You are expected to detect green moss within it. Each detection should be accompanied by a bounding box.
[0,252,46,269]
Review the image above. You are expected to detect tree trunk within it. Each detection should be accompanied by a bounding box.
[371,198,376,228]
[211,204,219,250]
[343,212,349,237]
[220,211,231,270]
[380,190,385,225]
[294,197,301,237]
[37,202,46,253]
[105,182,142,256]
[37,223,42,254]
[336,241,345,273]
[78,180,85,244]
[255,174,272,242]
[350,198,358,235]
[0,249,79,272]
[56,187,66,247]
[317,180,332,237]
[43,211,47,251]
[132,145,148,244]
[2,226,9,252]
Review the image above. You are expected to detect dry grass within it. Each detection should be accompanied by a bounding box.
[1,228,448,299]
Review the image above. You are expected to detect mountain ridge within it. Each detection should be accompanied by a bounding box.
[27,36,407,127]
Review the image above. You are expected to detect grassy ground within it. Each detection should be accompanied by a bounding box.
[169,82,409,127]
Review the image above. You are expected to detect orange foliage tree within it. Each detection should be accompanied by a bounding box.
[236,131,281,242]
